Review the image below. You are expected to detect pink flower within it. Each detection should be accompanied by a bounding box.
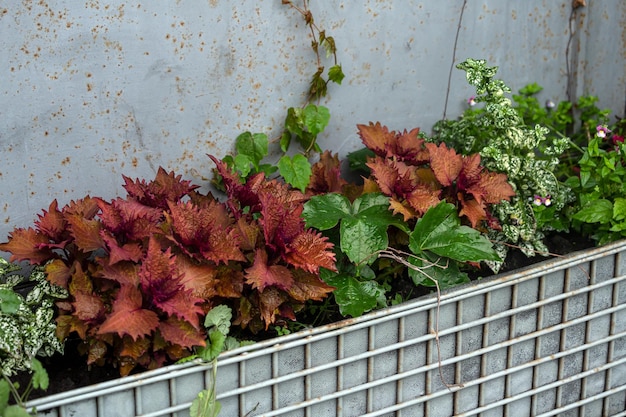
[612,134,624,145]
[532,195,552,207]
[467,96,476,107]
[596,124,611,139]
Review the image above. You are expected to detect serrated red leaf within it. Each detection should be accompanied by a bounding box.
[307,151,348,195]
[458,195,488,228]
[119,336,151,360]
[258,287,287,329]
[123,167,199,209]
[67,214,104,252]
[98,285,160,340]
[425,142,463,187]
[98,260,140,287]
[45,259,71,289]
[73,291,106,321]
[63,196,101,219]
[459,153,483,184]
[405,185,442,216]
[284,230,336,273]
[158,317,206,348]
[474,172,516,204]
[102,233,144,264]
[98,198,163,241]
[166,200,245,264]
[288,269,335,302]
[56,314,88,340]
[357,122,397,157]
[0,228,54,264]
[214,265,244,298]
[35,200,66,241]
[245,249,294,291]
[175,255,218,299]
[139,237,204,328]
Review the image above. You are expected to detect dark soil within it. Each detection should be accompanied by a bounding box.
[15,231,595,402]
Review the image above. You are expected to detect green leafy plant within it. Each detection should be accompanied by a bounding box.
[512,82,611,178]
[432,58,573,266]
[304,194,501,316]
[184,305,253,417]
[567,119,626,245]
[0,258,67,416]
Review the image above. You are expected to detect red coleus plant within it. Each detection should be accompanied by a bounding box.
[0,163,336,376]
[357,122,515,229]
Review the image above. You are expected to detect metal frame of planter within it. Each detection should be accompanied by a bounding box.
[28,240,626,417]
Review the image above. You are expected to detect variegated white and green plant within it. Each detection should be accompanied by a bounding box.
[0,258,67,416]
[432,58,574,270]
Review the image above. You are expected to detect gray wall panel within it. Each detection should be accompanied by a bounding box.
[1,1,625,240]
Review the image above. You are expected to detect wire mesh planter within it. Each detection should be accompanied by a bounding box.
[27,240,626,417]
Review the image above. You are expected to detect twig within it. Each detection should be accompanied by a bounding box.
[442,0,469,120]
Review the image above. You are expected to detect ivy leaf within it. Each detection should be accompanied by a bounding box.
[278,154,312,192]
[573,199,613,224]
[235,132,268,170]
[302,104,330,137]
[328,64,345,85]
[196,328,226,362]
[233,154,253,177]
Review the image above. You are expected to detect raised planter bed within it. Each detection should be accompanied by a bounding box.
[27,240,626,417]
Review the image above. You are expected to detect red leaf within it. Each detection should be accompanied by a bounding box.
[284,230,336,273]
[98,285,160,340]
[98,260,140,287]
[405,185,442,216]
[102,233,144,265]
[394,128,429,163]
[35,200,66,241]
[139,237,204,328]
[425,142,463,187]
[258,181,306,239]
[158,317,206,349]
[166,200,245,264]
[98,198,163,241]
[0,228,54,264]
[67,214,104,252]
[257,287,287,329]
[73,291,106,322]
[63,196,100,219]
[288,269,335,302]
[307,151,348,195]
[474,172,516,204]
[45,259,72,289]
[123,167,199,209]
[357,122,397,157]
[175,255,218,299]
[245,249,294,291]
[458,195,488,228]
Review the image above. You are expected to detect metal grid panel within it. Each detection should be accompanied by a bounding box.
[28,241,626,417]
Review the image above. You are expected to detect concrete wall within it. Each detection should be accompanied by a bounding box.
[1,1,625,241]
